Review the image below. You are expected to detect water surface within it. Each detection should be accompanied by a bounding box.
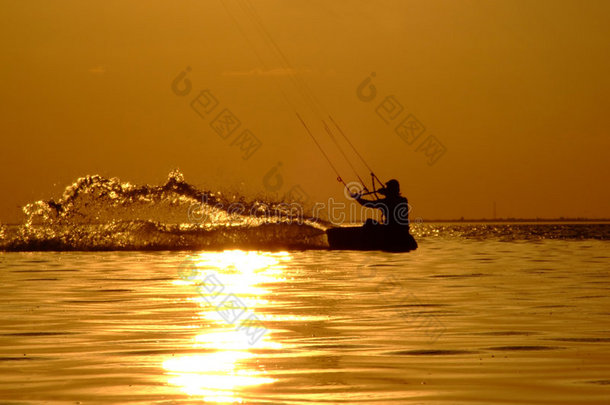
[1,234,609,404]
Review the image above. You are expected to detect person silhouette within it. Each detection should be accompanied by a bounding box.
[327,178,417,251]
[351,179,410,229]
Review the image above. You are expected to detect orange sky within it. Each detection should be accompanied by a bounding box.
[1,0,609,223]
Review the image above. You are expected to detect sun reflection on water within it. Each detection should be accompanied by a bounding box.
[164,250,289,403]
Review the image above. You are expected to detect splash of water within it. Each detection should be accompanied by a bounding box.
[2,171,327,251]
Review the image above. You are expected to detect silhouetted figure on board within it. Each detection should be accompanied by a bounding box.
[352,179,410,229]
[326,178,417,251]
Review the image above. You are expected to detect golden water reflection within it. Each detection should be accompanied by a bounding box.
[164,251,289,403]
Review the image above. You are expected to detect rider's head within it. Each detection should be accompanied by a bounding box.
[380,179,400,197]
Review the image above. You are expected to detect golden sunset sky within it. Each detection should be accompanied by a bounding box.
[1,0,609,222]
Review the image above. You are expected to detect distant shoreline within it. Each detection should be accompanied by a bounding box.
[422,218,610,223]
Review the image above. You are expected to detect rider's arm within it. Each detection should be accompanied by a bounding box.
[354,195,385,209]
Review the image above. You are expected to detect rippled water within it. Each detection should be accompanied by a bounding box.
[1,235,609,404]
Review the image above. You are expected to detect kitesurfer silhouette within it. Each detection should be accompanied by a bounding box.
[351,179,410,229]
